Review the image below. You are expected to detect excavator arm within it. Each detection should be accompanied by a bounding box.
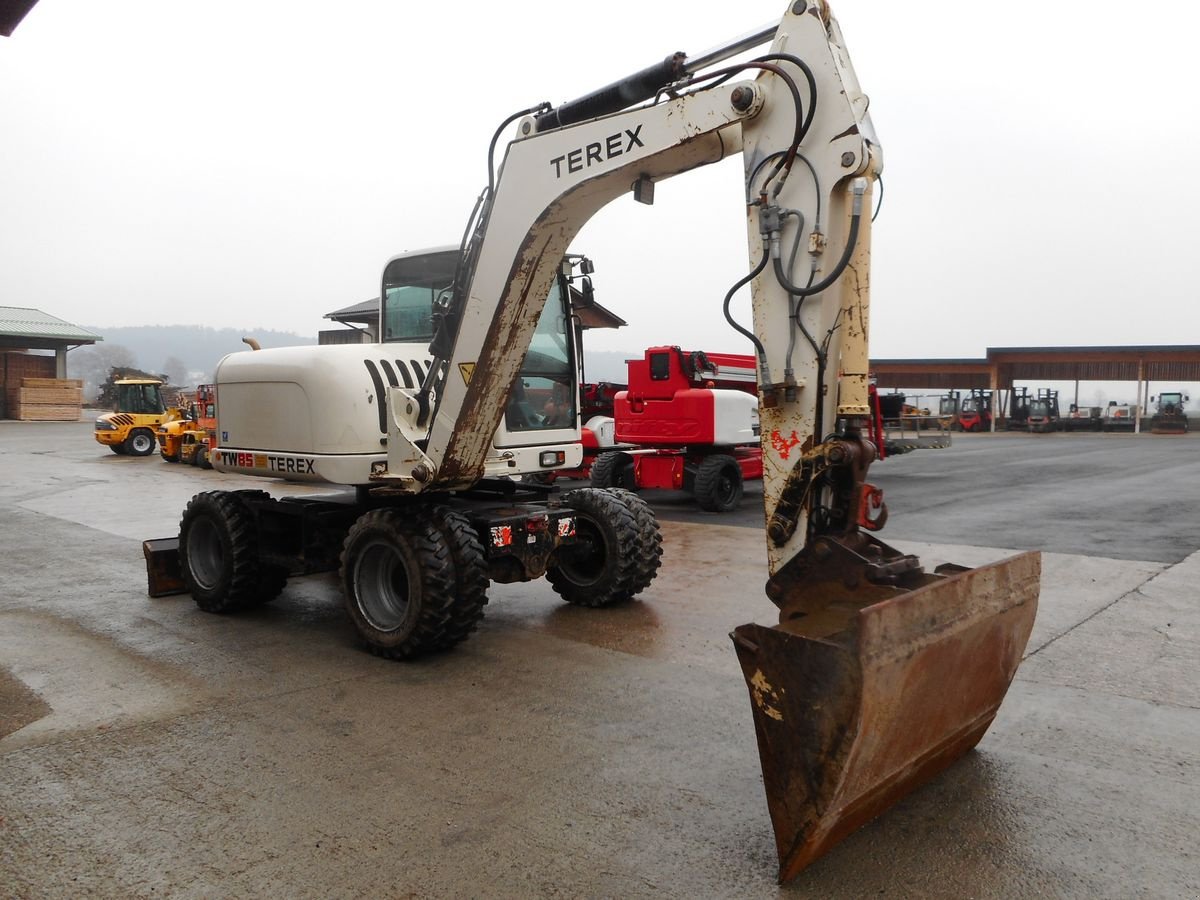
[378,0,1040,881]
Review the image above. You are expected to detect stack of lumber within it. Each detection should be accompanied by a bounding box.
[6,377,83,421]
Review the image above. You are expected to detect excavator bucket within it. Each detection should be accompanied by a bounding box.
[731,548,1039,882]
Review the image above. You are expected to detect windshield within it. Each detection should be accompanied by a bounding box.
[504,278,577,434]
[381,250,458,343]
[116,383,164,415]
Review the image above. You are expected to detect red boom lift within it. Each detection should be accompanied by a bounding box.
[588,346,762,511]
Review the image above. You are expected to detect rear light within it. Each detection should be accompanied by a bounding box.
[539,450,565,467]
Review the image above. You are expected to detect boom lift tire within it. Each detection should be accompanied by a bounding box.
[546,488,640,607]
[422,505,490,651]
[606,488,662,595]
[693,454,743,512]
[125,428,157,457]
[110,444,127,456]
[179,490,288,613]
[590,451,637,491]
[340,508,456,660]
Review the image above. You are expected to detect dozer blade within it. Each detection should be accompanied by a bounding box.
[731,550,1039,882]
[143,537,187,597]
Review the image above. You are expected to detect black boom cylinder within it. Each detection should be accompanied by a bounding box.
[536,52,686,132]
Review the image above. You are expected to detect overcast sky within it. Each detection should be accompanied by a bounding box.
[2,0,1197,362]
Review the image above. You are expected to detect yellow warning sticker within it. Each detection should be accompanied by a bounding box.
[459,362,475,385]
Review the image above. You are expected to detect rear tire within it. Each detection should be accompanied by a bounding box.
[110,444,127,455]
[590,451,637,491]
[547,488,639,607]
[125,428,156,457]
[606,488,662,596]
[340,508,455,660]
[422,506,489,651]
[693,454,743,512]
[179,490,287,613]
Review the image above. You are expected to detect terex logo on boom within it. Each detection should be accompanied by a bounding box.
[550,126,644,178]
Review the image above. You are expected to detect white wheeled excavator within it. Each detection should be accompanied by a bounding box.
[144,0,1040,881]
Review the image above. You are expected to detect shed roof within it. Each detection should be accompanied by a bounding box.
[871,345,1200,390]
[0,306,102,349]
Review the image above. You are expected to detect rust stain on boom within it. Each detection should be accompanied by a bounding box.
[732,549,1040,882]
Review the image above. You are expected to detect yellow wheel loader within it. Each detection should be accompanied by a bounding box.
[144,1,1038,881]
[94,378,185,457]
[158,383,218,465]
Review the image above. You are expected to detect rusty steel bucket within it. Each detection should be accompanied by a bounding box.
[731,549,1040,882]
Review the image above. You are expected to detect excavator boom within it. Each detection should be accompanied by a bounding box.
[375,0,1040,880]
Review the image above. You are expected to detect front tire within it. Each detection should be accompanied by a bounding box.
[340,508,455,660]
[693,454,744,512]
[125,428,156,457]
[606,488,662,596]
[423,506,489,651]
[179,490,287,613]
[590,451,637,491]
[547,488,640,608]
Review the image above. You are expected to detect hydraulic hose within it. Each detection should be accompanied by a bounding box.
[723,249,772,385]
[771,189,863,298]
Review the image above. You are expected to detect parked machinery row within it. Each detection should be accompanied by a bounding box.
[883,388,1191,434]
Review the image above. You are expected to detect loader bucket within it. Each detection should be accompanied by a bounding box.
[731,549,1039,882]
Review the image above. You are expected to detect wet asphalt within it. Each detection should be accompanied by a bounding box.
[1,422,1197,898]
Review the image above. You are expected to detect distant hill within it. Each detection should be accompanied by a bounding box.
[581,349,638,384]
[82,325,316,377]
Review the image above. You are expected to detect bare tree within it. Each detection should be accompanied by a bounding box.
[70,344,137,403]
[161,355,189,389]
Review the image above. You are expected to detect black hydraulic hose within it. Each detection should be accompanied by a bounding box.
[723,249,771,380]
[754,53,818,143]
[488,103,551,201]
[772,207,861,298]
[682,60,805,194]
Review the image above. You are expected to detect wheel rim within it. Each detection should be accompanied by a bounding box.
[132,432,153,453]
[555,517,608,587]
[187,516,225,591]
[716,469,738,505]
[354,538,412,632]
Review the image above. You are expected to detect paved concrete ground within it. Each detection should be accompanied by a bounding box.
[1,423,1197,898]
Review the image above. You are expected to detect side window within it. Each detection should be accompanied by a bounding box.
[505,279,576,433]
[381,251,458,344]
[384,286,436,343]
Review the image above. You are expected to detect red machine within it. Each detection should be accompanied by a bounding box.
[589,346,762,511]
[957,388,994,432]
